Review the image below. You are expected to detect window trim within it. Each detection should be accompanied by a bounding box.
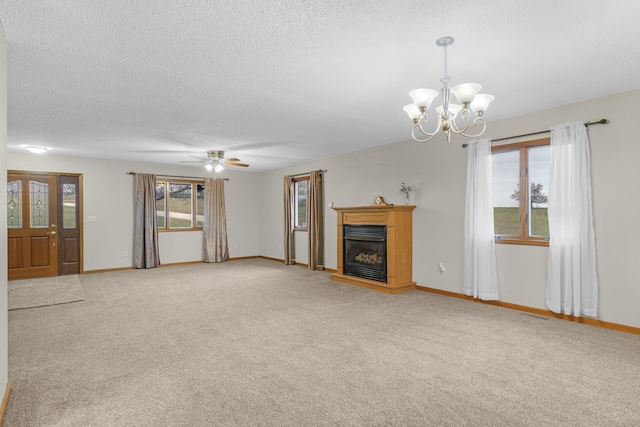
[156,179,204,232]
[492,137,550,247]
[293,175,309,231]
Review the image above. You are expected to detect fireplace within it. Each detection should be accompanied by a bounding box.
[331,205,415,294]
[343,225,387,282]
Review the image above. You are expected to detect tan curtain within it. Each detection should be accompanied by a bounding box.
[308,170,324,270]
[283,175,295,265]
[133,173,160,269]
[202,178,229,263]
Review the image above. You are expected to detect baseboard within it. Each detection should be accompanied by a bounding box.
[160,260,203,267]
[0,381,11,424]
[228,256,262,261]
[257,256,285,264]
[416,286,640,335]
[84,258,264,274]
[255,256,306,268]
[82,266,135,274]
[82,257,335,274]
[256,256,335,272]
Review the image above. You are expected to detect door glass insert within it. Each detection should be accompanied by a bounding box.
[7,180,22,228]
[30,180,50,228]
[62,183,77,229]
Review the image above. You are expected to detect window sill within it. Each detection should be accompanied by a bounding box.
[495,239,549,247]
[159,228,203,233]
[294,227,308,232]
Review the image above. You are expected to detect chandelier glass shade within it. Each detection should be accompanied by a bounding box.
[404,36,494,142]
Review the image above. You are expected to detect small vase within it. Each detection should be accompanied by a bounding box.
[404,193,410,205]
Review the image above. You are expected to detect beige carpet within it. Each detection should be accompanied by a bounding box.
[6,259,640,426]
[8,275,85,311]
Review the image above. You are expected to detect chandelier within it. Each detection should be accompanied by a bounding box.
[403,36,494,143]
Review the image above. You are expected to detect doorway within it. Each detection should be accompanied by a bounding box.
[7,172,83,280]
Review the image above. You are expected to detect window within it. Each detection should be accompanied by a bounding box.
[196,183,204,227]
[492,138,550,246]
[294,176,309,230]
[155,179,204,231]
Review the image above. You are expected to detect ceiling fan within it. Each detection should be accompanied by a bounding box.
[180,150,249,172]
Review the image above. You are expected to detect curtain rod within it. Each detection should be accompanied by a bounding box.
[461,119,608,148]
[290,169,327,178]
[127,172,229,181]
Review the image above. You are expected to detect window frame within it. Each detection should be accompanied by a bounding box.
[293,176,309,231]
[156,178,204,232]
[492,137,550,247]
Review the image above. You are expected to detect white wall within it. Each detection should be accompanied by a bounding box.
[1,19,9,393]
[294,232,308,265]
[6,153,262,270]
[259,90,640,329]
[5,89,639,331]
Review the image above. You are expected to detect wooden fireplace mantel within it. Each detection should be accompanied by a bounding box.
[331,205,416,294]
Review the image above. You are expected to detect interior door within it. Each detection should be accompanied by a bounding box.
[7,173,59,280]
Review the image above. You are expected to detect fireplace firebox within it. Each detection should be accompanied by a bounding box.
[343,225,387,282]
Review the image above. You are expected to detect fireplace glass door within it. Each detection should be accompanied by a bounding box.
[343,225,387,282]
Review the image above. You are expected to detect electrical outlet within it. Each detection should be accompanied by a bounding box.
[439,263,446,275]
[87,216,98,222]
[123,251,128,257]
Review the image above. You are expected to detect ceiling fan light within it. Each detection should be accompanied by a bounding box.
[24,145,50,154]
[451,83,481,104]
[205,162,214,171]
[214,163,224,173]
[470,94,495,114]
[409,88,438,109]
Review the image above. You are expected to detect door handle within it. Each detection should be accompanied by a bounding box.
[47,231,57,236]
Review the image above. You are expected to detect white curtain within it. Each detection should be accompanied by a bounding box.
[464,138,499,300]
[202,178,229,263]
[546,121,598,317]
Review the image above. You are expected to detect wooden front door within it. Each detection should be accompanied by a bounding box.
[7,173,59,280]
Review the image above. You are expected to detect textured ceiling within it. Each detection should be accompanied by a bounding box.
[1,0,640,172]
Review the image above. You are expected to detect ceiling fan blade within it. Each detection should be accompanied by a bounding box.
[227,162,249,167]
[180,160,206,164]
[190,155,209,160]
[226,158,242,162]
